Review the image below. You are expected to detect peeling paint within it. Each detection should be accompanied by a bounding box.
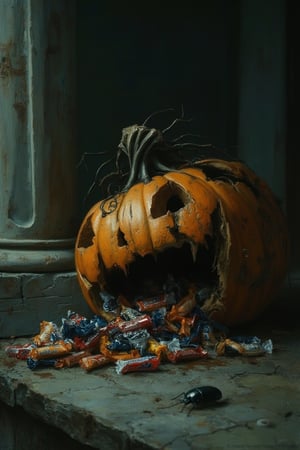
[0,54,26,79]
[0,56,11,78]
[13,101,27,123]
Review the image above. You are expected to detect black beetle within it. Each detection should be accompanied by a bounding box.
[173,386,222,413]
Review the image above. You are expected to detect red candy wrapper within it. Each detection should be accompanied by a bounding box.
[5,343,36,360]
[136,295,167,312]
[115,355,160,374]
[73,330,102,351]
[117,314,152,333]
[166,346,208,363]
[67,311,87,324]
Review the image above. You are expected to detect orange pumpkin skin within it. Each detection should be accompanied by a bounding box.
[75,155,288,326]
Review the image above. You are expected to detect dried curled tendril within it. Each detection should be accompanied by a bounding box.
[100,196,120,218]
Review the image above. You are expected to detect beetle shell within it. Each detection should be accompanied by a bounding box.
[182,386,222,405]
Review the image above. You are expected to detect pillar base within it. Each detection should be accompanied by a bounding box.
[0,272,92,338]
[0,239,76,272]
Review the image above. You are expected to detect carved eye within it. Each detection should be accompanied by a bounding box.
[151,182,189,218]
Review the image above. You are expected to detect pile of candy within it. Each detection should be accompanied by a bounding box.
[5,286,273,375]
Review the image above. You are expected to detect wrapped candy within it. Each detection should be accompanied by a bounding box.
[73,330,102,351]
[33,321,59,346]
[79,354,112,372]
[29,341,73,360]
[117,314,153,333]
[5,343,36,360]
[55,350,91,368]
[215,339,246,356]
[27,358,57,370]
[166,287,196,322]
[166,345,208,363]
[100,335,140,361]
[147,337,167,360]
[115,355,160,374]
[61,312,107,339]
[136,295,167,312]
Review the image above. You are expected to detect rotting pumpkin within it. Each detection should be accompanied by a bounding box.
[75,119,289,326]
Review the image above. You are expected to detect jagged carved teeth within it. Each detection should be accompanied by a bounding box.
[106,237,218,303]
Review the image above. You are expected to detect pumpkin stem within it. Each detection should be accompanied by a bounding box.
[95,113,238,208]
[119,125,165,190]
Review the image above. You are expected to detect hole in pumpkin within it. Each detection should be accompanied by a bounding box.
[166,195,185,213]
[76,215,95,248]
[118,228,128,247]
[151,182,190,218]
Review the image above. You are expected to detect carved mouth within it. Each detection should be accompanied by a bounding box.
[77,197,229,318]
[103,237,219,303]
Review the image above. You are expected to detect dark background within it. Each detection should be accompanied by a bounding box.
[76,0,239,210]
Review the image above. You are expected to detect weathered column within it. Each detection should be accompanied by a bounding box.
[0,0,90,337]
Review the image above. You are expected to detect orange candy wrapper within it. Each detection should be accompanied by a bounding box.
[99,335,140,361]
[79,354,112,372]
[55,350,91,368]
[166,287,197,322]
[29,341,73,360]
[147,337,167,360]
[32,321,57,346]
[215,339,245,356]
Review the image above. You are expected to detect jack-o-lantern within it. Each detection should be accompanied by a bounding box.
[75,120,288,326]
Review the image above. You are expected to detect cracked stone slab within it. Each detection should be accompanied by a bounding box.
[1,326,300,450]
